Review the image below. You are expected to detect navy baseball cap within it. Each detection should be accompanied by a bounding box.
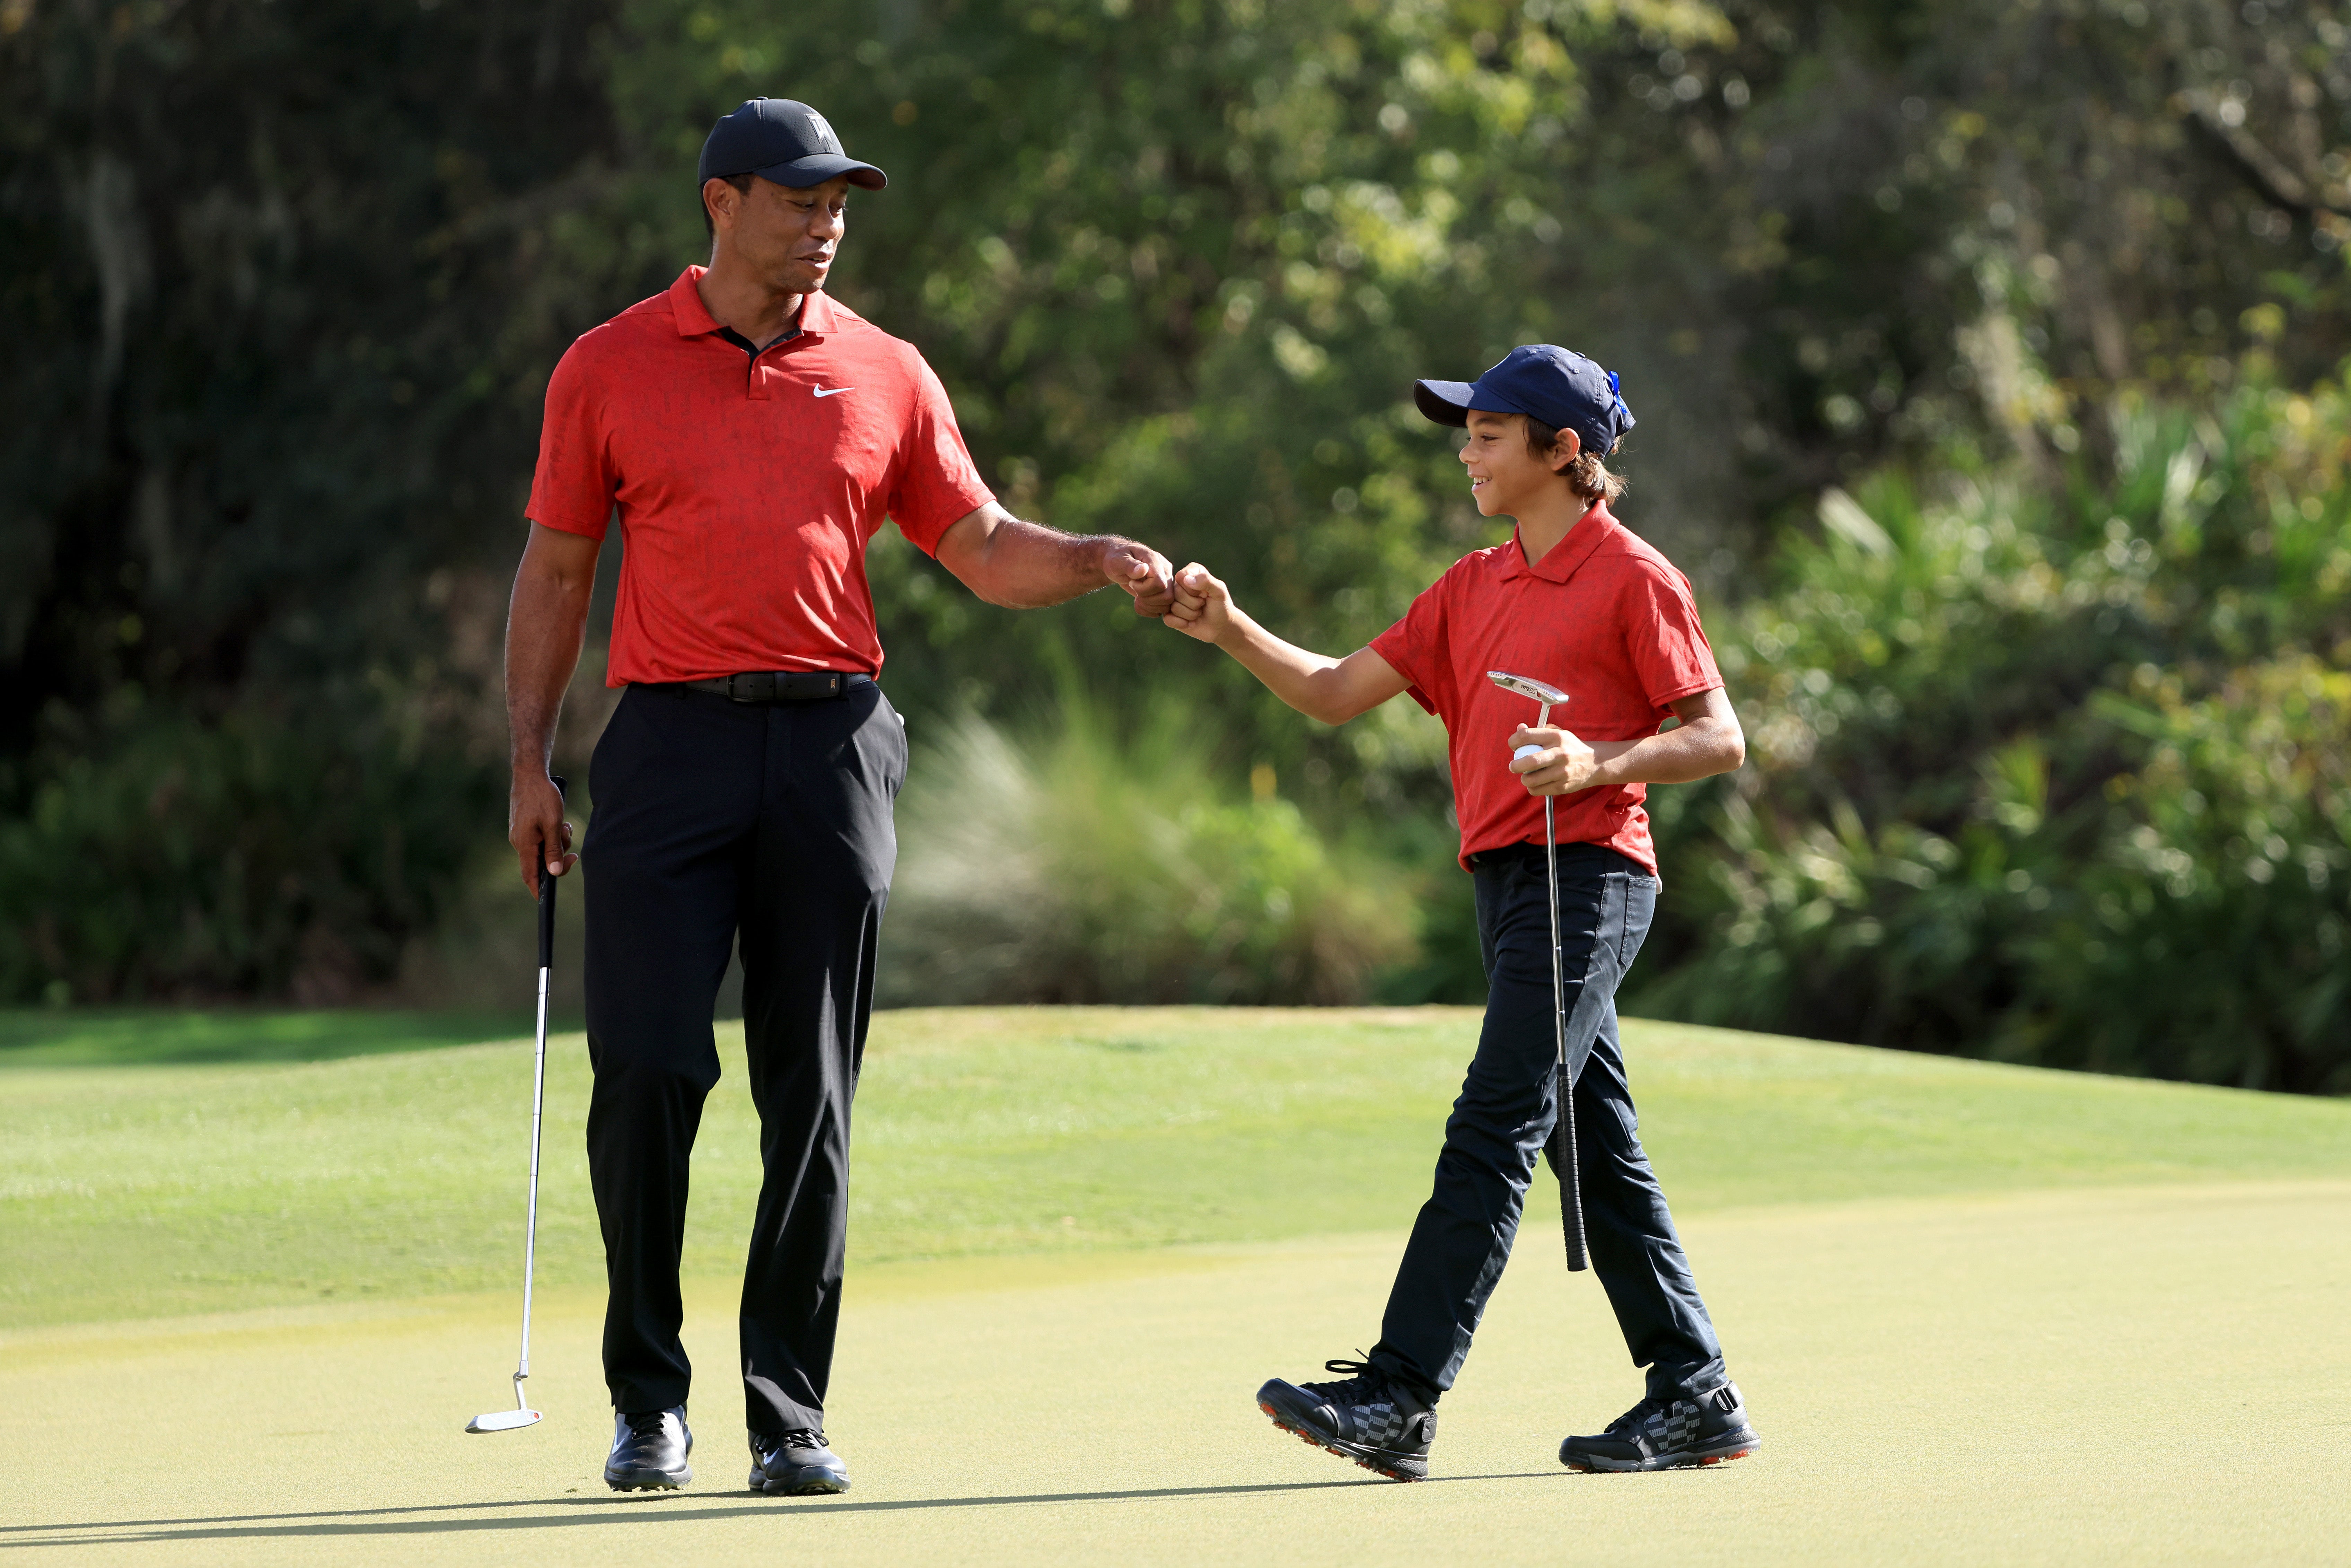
[698,98,886,191]
[1414,344,1636,457]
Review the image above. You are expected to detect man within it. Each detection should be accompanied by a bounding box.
[503,97,1175,1497]
[1163,345,1758,1479]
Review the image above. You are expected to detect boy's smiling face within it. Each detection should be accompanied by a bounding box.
[1459,409,1579,519]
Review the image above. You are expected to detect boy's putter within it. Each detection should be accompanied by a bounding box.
[1486,672,1588,1274]
[468,777,566,1434]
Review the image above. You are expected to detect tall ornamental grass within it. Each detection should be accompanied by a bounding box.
[877,696,1418,1007]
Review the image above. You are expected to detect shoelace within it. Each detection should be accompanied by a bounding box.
[1299,1356,1385,1404]
[756,1428,829,1456]
[624,1410,670,1440]
[1604,1398,1668,1436]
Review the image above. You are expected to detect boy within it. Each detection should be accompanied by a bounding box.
[1163,345,1758,1479]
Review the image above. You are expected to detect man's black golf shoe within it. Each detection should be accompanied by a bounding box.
[748,1428,852,1495]
[1559,1381,1759,1472]
[604,1405,694,1490]
[1256,1358,1436,1482]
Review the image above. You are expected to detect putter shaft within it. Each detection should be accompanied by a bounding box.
[472,781,562,1434]
[518,948,548,1385]
[1497,678,1587,1276]
[1544,792,1588,1272]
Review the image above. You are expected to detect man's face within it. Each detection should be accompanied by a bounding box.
[706,174,851,293]
[1459,410,1577,519]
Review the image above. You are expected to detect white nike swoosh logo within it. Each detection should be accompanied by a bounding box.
[812,385,856,397]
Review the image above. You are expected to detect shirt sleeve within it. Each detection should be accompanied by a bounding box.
[525,338,617,539]
[1624,564,1723,711]
[1368,575,1449,717]
[887,357,997,555]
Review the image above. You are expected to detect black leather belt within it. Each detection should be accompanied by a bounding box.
[678,671,873,703]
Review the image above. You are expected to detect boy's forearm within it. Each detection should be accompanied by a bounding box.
[1584,719,1744,787]
[1212,608,1355,723]
[1213,611,1373,729]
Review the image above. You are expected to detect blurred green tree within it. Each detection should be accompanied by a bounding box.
[0,0,633,997]
[5,0,2350,1063]
[1634,374,2351,1092]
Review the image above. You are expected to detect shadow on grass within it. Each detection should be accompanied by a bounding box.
[0,1008,546,1068]
[0,1474,1568,1545]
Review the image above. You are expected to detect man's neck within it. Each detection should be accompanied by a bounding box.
[696,255,805,349]
[1512,492,1598,567]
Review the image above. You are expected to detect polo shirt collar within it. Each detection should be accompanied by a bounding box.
[666,265,837,340]
[1504,500,1617,584]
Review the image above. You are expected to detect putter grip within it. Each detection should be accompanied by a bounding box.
[537,776,567,971]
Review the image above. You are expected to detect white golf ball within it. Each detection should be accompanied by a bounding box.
[1514,745,1545,762]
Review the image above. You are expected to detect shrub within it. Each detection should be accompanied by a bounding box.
[0,701,495,1004]
[1636,375,2351,1092]
[877,697,1417,1006]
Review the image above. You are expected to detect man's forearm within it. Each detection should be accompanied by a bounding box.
[504,563,594,773]
[957,515,1121,607]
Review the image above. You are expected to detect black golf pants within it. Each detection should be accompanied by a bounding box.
[1369,843,1728,1403]
[581,679,903,1434]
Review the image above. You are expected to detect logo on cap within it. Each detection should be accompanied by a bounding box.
[804,110,841,153]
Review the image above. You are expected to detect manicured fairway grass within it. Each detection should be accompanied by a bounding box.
[3,1008,2346,1565]
[5,1007,2346,1328]
[0,1007,533,1067]
[7,1185,2346,1563]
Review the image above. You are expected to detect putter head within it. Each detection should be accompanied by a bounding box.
[1488,670,1569,708]
[466,1405,543,1434]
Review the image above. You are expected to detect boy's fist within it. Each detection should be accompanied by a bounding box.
[1509,723,1598,796]
[1163,563,1234,643]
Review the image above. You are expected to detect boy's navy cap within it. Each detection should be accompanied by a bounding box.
[1414,344,1636,457]
[698,98,886,191]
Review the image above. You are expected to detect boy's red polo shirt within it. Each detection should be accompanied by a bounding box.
[1369,502,1722,876]
[527,267,995,686]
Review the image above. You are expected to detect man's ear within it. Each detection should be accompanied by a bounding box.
[702,176,739,234]
[1549,425,1583,475]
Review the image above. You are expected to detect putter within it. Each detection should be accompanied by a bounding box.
[1486,673,1588,1274]
[467,776,567,1434]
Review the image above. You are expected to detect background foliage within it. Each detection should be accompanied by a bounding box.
[5,0,2348,1088]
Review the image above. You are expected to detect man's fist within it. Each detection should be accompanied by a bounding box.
[1508,724,1599,796]
[1104,541,1176,617]
[1163,563,1235,643]
[508,771,577,895]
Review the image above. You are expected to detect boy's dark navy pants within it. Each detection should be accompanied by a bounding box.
[1369,842,1728,1403]
[580,679,904,1435]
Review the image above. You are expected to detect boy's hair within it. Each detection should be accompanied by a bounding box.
[703,172,755,239]
[1524,415,1628,503]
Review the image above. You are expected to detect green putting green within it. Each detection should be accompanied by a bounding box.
[2,1009,2346,1562]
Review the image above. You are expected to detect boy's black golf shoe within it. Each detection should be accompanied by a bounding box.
[604,1405,693,1490]
[1559,1381,1759,1472]
[1256,1358,1436,1482]
[748,1428,852,1495]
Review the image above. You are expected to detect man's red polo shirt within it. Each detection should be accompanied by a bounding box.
[1369,502,1722,876]
[527,268,995,685]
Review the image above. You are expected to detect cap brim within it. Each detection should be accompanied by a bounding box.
[1413,379,1477,426]
[753,155,888,191]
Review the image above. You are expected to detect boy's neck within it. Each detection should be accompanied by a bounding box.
[1512,490,1599,567]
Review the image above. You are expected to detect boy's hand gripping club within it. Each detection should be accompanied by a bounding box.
[1487,672,1588,1274]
